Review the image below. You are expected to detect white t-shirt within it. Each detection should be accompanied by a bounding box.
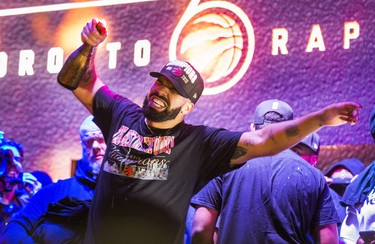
[340,188,375,243]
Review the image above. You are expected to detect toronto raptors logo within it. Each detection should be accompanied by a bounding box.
[171,67,184,77]
[169,0,255,95]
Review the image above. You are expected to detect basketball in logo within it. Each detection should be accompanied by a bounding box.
[169,0,255,95]
[124,166,133,176]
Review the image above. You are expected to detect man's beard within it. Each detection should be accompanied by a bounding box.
[142,95,182,122]
[89,160,102,176]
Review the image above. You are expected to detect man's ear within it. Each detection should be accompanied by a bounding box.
[181,101,194,115]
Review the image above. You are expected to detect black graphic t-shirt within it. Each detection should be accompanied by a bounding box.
[85,86,242,244]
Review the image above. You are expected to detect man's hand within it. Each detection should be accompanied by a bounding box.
[319,102,361,127]
[81,18,108,47]
[22,172,42,196]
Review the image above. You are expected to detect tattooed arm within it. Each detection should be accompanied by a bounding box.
[230,102,361,166]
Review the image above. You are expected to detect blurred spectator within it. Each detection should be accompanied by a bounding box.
[325,158,365,197]
[291,132,320,167]
[292,133,362,235]
[0,139,42,231]
[339,106,375,243]
[0,115,106,243]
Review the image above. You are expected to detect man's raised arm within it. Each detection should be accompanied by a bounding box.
[57,18,107,114]
[230,102,361,166]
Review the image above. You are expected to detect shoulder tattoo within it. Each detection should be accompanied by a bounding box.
[232,146,246,159]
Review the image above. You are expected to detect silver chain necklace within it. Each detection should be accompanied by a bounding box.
[144,118,173,135]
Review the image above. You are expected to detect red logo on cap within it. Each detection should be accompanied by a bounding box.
[171,67,184,77]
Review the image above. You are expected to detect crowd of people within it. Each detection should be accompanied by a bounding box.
[0,18,372,244]
[189,100,340,243]
[0,137,46,231]
[0,115,106,243]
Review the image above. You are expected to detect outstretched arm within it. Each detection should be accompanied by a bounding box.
[58,18,108,114]
[230,102,361,166]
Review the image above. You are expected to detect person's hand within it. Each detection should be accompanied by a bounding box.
[318,102,361,127]
[22,172,42,196]
[81,18,108,47]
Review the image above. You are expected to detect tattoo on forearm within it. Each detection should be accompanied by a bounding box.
[232,146,247,159]
[285,125,299,138]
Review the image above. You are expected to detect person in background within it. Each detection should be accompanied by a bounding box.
[325,158,365,197]
[0,115,106,243]
[340,106,375,244]
[325,158,365,234]
[293,132,368,237]
[57,18,360,243]
[0,138,42,231]
[190,100,339,244]
[292,131,356,237]
[290,132,320,167]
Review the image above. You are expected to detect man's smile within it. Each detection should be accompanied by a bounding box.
[150,95,168,110]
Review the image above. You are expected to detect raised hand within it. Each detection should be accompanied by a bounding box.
[22,172,42,196]
[318,102,361,127]
[81,18,108,47]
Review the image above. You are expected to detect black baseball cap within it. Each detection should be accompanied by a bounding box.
[150,60,204,104]
[253,99,293,125]
[299,132,320,154]
[325,158,365,185]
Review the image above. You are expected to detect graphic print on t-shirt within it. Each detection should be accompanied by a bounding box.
[103,125,175,180]
[365,189,375,205]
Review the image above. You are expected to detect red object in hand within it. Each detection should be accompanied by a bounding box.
[96,22,106,35]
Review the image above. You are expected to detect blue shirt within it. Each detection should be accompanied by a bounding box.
[191,149,339,244]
